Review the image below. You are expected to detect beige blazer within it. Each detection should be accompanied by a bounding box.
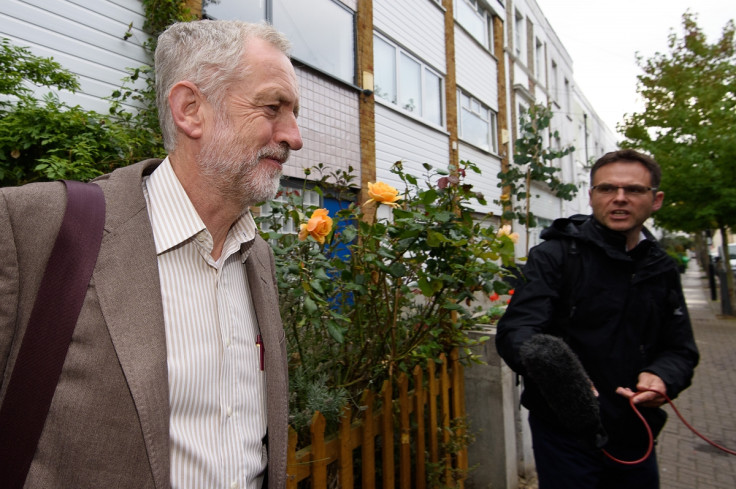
[0,159,289,488]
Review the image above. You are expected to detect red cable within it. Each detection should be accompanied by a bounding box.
[603,388,736,465]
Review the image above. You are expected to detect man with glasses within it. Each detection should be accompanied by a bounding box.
[496,149,699,488]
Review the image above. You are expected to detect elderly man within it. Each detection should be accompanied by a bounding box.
[0,20,302,488]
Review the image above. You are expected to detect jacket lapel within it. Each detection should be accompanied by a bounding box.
[93,160,171,489]
[245,237,288,485]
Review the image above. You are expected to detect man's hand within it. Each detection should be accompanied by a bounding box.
[615,372,667,407]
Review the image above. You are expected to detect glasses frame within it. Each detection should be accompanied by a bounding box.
[590,184,659,196]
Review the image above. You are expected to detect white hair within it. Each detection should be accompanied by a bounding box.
[154,20,292,151]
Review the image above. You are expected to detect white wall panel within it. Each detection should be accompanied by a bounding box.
[1,0,148,113]
[374,0,445,72]
[374,103,449,191]
[454,27,497,110]
[529,184,561,221]
[284,69,361,181]
[457,142,503,215]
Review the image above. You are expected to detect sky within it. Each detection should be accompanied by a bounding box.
[534,0,736,139]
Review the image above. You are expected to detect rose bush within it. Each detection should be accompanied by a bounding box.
[257,160,517,437]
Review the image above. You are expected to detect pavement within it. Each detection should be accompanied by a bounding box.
[657,262,736,488]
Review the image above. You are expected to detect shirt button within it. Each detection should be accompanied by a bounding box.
[226,406,233,417]
[230,481,238,489]
[225,338,232,347]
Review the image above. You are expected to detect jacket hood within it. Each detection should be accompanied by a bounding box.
[540,214,674,274]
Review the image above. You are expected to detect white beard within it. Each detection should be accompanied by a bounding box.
[197,118,288,210]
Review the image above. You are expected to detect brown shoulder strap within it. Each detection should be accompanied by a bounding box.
[0,180,105,489]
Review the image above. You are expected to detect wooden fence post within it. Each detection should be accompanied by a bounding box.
[287,426,298,489]
[428,359,439,466]
[451,348,467,488]
[440,353,452,485]
[381,379,395,489]
[310,411,327,488]
[399,373,411,489]
[413,364,427,489]
[361,390,376,489]
[339,405,354,488]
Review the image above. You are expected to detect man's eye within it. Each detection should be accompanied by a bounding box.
[626,185,647,194]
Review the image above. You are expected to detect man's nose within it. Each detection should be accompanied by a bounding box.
[277,114,303,151]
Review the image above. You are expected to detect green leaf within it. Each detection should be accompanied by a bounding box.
[326,320,344,343]
[427,230,449,247]
[304,296,318,313]
[388,262,407,278]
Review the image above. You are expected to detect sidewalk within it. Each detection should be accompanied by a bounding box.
[657,262,736,488]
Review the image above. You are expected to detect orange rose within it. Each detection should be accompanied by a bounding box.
[496,224,519,244]
[298,208,333,244]
[365,181,401,208]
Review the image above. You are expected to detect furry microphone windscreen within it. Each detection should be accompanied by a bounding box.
[520,334,608,448]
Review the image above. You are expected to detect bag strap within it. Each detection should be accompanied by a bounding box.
[0,180,105,489]
[556,238,582,333]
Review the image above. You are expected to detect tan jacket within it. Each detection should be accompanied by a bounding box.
[0,159,289,488]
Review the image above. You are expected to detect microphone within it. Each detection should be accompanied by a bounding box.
[520,334,608,448]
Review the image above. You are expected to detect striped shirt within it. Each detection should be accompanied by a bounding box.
[143,158,267,489]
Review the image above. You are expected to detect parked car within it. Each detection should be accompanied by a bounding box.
[730,243,736,273]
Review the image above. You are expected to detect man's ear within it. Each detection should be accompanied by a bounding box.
[168,81,205,140]
[652,190,665,212]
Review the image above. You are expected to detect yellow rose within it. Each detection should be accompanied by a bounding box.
[496,224,519,244]
[500,193,511,202]
[298,208,333,244]
[365,181,401,208]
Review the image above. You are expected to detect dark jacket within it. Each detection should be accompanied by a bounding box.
[495,215,699,448]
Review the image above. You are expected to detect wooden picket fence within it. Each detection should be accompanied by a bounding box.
[286,348,468,488]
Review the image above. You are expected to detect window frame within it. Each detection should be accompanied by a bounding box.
[373,32,445,127]
[454,0,494,50]
[203,0,356,84]
[259,186,322,235]
[457,89,499,153]
[514,10,525,58]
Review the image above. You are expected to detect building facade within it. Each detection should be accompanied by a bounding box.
[1,0,617,259]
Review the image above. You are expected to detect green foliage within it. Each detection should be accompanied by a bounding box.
[620,12,736,234]
[496,103,576,251]
[426,417,477,488]
[0,38,79,105]
[0,39,147,185]
[0,2,198,185]
[257,161,516,437]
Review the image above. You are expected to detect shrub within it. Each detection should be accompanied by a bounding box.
[257,160,517,438]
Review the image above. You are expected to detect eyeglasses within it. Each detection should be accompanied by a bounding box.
[591,184,658,196]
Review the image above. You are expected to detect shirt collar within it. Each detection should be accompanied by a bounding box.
[144,157,258,260]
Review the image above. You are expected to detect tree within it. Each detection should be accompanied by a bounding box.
[620,12,736,311]
[496,103,577,254]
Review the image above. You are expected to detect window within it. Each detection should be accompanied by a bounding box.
[514,10,525,58]
[374,33,444,126]
[535,38,544,80]
[204,0,355,84]
[530,217,553,248]
[550,60,559,100]
[455,0,493,49]
[564,78,571,113]
[517,102,528,138]
[259,187,321,234]
[374,36,397,103]
[458,90,498,153]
